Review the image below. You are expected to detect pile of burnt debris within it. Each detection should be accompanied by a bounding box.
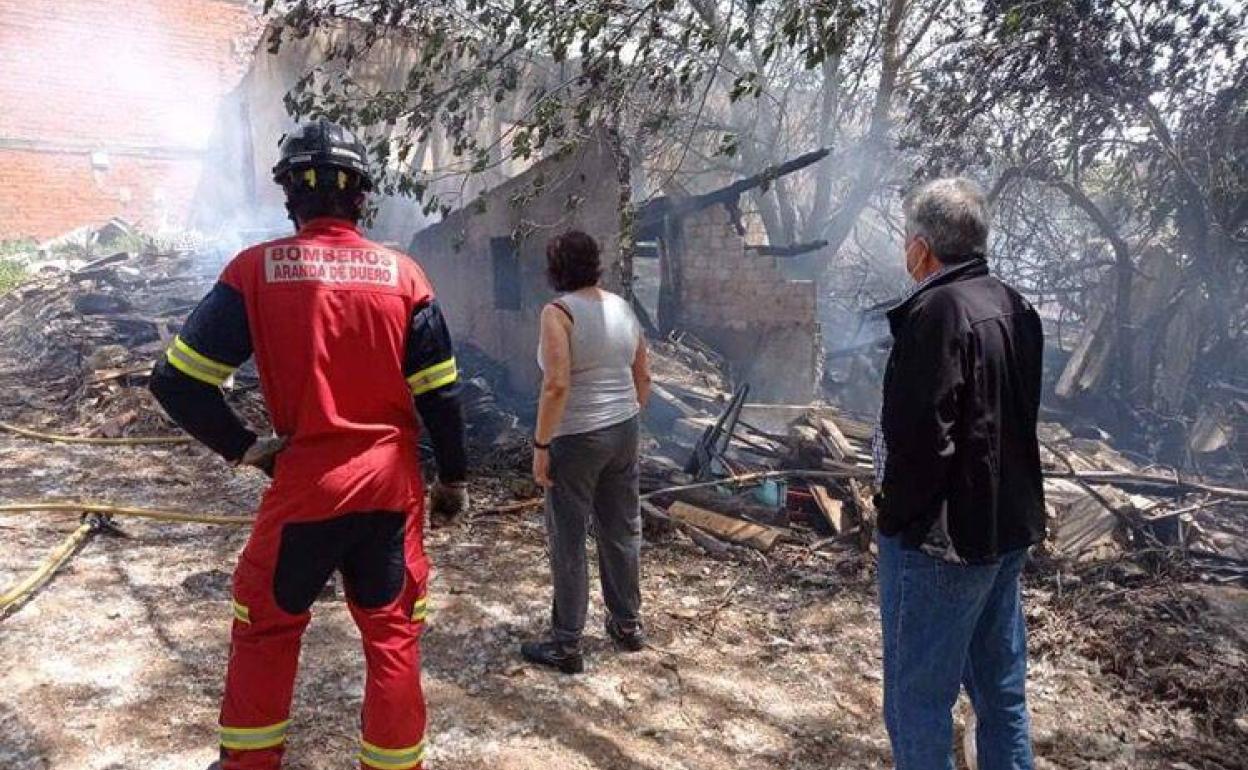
[633,338,1248,739]
[3,219,1247,750]
[0,220,248,439]
[613,316,1247,578]
[633,348,1248,586]
[2,219,1246,590]
[0,221,527,461]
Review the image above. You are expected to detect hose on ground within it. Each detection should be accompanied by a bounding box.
[0,517,95,620]
[0,501,253,526]
[0,420,192,445]
[0,503,252,621]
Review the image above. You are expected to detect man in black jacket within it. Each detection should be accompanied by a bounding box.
[875,177,1044,770]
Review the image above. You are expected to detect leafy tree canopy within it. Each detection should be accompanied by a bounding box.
[265,0,861,211]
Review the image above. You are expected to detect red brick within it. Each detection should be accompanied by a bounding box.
[0,0,256,239]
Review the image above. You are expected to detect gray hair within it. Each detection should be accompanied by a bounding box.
[903,177,990,262]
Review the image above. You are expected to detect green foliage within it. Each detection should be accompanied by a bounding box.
[44,230,155,261]
[906,0,1243,195]
[0,238,36,259]
[0,259,26,294]
[101,231,155,258]
[904,0,1246,254]
[0,239,33,293]
[0,235,35,257]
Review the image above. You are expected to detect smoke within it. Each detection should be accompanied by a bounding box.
[182,23,443,252]
[104,51,219,152]
[0,2,254,240]
[7,10,227,148]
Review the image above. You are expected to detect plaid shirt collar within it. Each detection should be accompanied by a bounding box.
[893,262,961,309]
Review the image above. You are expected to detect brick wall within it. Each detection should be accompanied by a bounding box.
[0,0,255,240]
[0,150,204,240]
[678,204,818,329]
[675,204,821,403]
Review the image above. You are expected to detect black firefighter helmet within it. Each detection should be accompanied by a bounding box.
[272,119,374,192]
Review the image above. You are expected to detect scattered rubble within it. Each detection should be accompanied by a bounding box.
[0,223,241,441]
[3,214,1243,585]
[2,220,1246,769]
[1051,245,1248,476]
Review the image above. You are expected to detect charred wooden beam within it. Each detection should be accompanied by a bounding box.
[634,241,659,259]
[744,240,829,258]
[634,147,831,238]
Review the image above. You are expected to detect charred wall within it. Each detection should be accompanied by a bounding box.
[408,130,628,395]
[195,21,556,247]
[673,204,820,403]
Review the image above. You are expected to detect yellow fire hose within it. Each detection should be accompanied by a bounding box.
[0,518,96,620]
[0,415,242,617]
[0,420,192,445]
[0,502,253,526]
[0,502,252,620]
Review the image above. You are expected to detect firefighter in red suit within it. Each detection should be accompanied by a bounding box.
[150,120,468,770]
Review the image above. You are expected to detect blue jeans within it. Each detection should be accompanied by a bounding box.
[878,534,1035,770]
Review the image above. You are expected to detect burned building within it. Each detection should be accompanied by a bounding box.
[409,129,630,394]
[409,135,825,403]
[196,21,445,247]
[635,150,828,404]
[650,201,821,404]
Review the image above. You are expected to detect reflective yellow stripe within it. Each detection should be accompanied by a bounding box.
[411,597,429,622]
[359,738,426,770]
[172,336,235,378]
[165,336,235,387]
[232,599,250,624]
[220,719,290,750]
[406,358,457,395]
[361,738,426,758]
[416,369,457,395]
[406,358,457,396]
[221,719,290,736]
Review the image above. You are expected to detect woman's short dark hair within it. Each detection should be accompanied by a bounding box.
[546,230,602,292]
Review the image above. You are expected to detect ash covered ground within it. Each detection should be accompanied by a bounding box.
[1,244,1245,770]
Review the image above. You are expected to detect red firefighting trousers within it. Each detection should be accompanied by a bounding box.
[218,483,429,770]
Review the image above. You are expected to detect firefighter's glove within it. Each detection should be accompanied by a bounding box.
[238,435,288,477]
[429,480,469,528]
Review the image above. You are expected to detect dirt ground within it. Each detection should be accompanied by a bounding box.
[2,420,1246,770]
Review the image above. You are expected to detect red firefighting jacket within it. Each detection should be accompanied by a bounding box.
[151,217,465,516]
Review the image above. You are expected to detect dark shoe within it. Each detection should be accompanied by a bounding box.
[521,639,584,674]
[606,617,646,652]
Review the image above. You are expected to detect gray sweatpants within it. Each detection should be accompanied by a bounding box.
[545,416,642,643]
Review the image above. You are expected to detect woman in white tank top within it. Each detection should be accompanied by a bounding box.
[522,230,652,673]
